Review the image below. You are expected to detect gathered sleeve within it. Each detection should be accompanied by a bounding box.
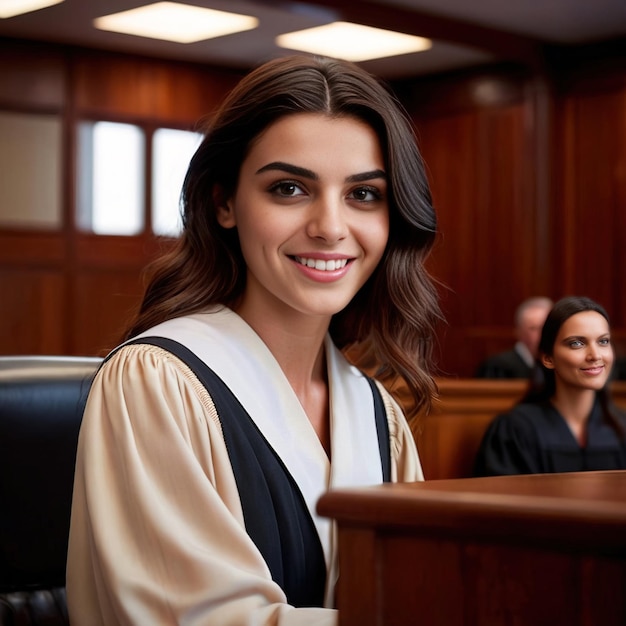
[375,382,424,483]
[67,344,337,626]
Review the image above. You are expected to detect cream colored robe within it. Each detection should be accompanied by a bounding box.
[67,308,423,625]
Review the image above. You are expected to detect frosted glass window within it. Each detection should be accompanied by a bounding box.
[0,112,62,229]
[152,128,202,237]
[77,121,145,235]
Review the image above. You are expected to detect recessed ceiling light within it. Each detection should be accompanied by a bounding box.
[0,0,64,19]
[94,2,259,44]
[276,21,432,62]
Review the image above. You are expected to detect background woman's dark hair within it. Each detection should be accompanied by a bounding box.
[125,54,442,418]
[524,295,625,437]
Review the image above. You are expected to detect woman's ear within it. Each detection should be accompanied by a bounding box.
[213,185,236,228]
[541,353,555,369]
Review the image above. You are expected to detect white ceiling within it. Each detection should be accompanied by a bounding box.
[0,0,624,79]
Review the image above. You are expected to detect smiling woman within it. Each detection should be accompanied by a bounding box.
[66,55,441,626]
[474,295,626,476]
[216,113,389,327]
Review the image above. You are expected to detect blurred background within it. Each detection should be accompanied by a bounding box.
[0,0,624,376]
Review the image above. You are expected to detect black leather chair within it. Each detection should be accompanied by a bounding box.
[0,356,101,626]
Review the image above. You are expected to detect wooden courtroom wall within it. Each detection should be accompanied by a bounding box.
[0,39,241,357]
[0,37,624,373]
[400,50,626,376]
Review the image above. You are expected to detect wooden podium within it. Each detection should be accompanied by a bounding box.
[317,471,626,626]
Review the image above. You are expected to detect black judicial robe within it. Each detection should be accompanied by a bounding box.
[474,399,626,476]
[475,349,531,379]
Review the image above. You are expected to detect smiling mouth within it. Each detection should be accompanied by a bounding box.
[293,256,349,271]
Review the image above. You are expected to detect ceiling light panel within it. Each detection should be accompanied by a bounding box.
[0,0,64,18]
[276,21,432,62]
[94,2,259,44]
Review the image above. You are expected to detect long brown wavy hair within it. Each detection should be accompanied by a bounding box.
[125,55,443,418]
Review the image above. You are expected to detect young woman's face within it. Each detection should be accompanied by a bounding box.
[542,310,614,392]
[217,112,389,321]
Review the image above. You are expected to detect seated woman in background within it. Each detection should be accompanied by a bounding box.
[474,295,626,476]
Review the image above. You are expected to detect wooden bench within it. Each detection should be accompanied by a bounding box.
[409,379,626,481]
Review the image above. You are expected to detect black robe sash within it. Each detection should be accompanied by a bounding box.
[115,336,390,607]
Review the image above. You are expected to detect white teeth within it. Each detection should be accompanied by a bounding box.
[295,256,348,271]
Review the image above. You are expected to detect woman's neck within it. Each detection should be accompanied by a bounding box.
[551,387,595,421]
[235,300,332,454]
[551,387,596,446]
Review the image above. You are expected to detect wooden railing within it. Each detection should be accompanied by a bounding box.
[410,379,626,480]
[318,471,626,626]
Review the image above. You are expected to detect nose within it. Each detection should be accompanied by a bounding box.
[586,344,602,362]
[305,196,348,243]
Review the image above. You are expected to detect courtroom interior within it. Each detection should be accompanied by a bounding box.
[1,0,626,624]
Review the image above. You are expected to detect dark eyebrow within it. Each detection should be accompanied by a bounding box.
[562,333,611,343]
[256,162,317,180]
[255,162,387,184]
[346,170,387,183]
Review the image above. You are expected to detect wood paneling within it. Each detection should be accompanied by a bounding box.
[557,88,626,319]
[0,269,66,354]
[73,234,162,268]
[0,41,240,357]
[415,378,527,480]
[0,39,66,110]
[403,58,626,375]
[72,51,241,123]
[0,232,65,265]
[72,270,144,356]
[0,38,624,371]
[415,94,536,375]
[410,379,626,480]
[319,472,626,626]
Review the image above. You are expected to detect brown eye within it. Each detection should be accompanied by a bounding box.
[269,180,305,197]
[350,186,382,202]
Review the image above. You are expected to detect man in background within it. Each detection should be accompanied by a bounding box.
[475,296,553,379]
